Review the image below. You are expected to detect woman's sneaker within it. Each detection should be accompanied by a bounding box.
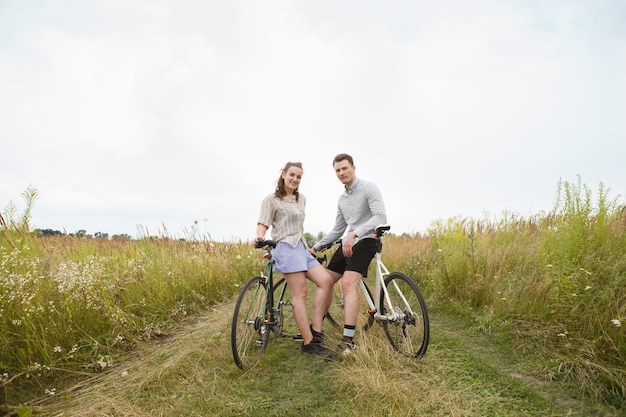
[302,340,331,357]
[294,325,324,342]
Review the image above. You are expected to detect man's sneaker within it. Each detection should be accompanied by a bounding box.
[293,333,303,341]
[339,336,356,355]
[302,341,331,357]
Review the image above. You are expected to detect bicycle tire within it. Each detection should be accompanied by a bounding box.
[231,276,270,369]
[380,272,430,359]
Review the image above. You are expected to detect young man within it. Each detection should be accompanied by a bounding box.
[309,153,387,353]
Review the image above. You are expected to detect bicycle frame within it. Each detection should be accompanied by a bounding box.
[369,253,398,321]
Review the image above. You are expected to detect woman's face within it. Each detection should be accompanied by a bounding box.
[282,166,303,193]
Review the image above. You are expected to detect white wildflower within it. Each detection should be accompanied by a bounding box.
[611,319,621,327]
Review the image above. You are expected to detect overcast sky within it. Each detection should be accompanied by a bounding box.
[1,0,624,241]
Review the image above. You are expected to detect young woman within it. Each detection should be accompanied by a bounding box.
[254,162,333,357]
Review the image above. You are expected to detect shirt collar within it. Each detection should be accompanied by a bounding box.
[345,177,360,195]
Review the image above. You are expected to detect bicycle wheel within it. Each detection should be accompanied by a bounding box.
[231,276,270,370]
[380,272,430,358]
[271,278,300,338]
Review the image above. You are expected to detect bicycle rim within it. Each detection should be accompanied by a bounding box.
[231,276,269,369]
[381,272,430,358]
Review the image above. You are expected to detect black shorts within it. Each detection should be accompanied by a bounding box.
[327,238,377,277]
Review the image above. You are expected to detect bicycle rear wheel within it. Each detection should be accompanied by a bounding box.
[231,276,270,369]
[380,272,430,358]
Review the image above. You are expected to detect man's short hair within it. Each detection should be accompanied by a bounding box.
[333,153,354,166]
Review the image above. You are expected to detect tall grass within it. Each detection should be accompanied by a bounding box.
[0,199,261,403]
[386,176,625,407]
[2,177,625,409]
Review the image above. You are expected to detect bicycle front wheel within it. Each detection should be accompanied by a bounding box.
[231,276,270,370]
[380,272,430,358]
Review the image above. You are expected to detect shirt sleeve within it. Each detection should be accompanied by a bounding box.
[354,183,387,238]
[258,195,274,228]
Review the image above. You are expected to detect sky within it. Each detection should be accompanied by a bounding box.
[1,0,625,242]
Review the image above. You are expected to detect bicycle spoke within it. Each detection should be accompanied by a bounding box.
[231,276,269,369]
[381,272,430,358]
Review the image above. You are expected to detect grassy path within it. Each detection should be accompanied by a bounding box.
[27,301,619,416]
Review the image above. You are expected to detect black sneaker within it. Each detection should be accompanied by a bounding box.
[295,325,324,342]
[302,341,331,357]
[310,325,325,341]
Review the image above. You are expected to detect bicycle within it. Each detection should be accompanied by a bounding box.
[231,239,298,370]
[273,225,430,359]
[231,225,429,369]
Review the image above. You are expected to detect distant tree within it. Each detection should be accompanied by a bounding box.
[94,232,109,239]
[304,231,326,247]
[36,228,63,236]
[112,234,132,240]
[304,232,316,247]
[71,230,87,238]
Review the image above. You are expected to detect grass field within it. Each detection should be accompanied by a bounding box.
[1,177,624,415]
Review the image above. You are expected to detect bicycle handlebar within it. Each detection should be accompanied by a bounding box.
[315,224,391,252]
[254,239,277,249]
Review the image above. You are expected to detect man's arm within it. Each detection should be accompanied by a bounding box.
[354,184,387,238]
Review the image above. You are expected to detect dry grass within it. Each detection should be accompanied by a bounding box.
[23,300,619,417]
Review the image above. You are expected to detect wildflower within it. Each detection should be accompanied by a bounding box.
[45,388,56,396]
[53,346,62,353]
[557,333,567,338]
[584,286,592,291]
[121,371,129,377]
[611,319,621,327]
[546,264,553,268]
[236,255,242,260]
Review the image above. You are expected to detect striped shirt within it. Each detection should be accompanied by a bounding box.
[314,177,387,250]
[258,193,307,248]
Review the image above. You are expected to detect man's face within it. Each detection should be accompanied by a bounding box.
[333,159,356,187]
